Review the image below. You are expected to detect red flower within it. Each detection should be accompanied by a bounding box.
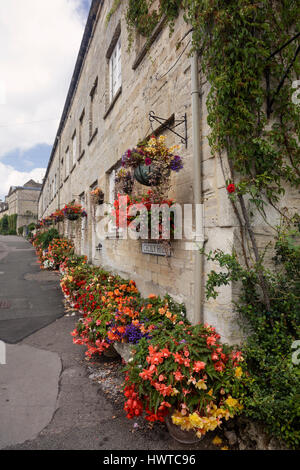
[227,183,235,193]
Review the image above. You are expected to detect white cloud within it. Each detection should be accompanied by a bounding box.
[0,162,45,200]
[0,0,86,157]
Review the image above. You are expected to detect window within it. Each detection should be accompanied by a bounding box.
[65,147,70,178]
[61,157,64,182]
[72,132,77,166]
[89,78,98,140]
[109,36,121,102]
[79,110,85,156]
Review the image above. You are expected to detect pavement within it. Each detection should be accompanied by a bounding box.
[0,235,213,451]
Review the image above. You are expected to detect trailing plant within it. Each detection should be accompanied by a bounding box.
[203,221,300,448]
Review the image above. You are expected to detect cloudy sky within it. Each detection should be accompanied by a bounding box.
[0,0,92,200]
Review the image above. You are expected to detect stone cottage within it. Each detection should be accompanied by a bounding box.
[38,0,298,344]
[5,179,42,232]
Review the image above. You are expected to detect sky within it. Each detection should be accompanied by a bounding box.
[0,0,92,200]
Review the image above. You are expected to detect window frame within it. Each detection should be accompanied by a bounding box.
[109,35,121,103]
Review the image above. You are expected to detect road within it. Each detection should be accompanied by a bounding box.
[0,235,212,450]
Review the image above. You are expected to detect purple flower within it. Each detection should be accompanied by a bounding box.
[170,156,183,172]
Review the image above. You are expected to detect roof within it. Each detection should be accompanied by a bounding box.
[7,180,42,197]
[39,0,102,199]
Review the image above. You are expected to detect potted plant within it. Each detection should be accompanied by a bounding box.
[123,322,245,443]
[52,209,64,223]
[90,187,105,205]
[63,203,87,221]
[115,169,134,195]
[121,135,183,187]
[43,216,53,227]
[112,191,176,241]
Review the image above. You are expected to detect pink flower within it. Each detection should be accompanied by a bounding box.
[193,361,206,372]
[145,157,152,166]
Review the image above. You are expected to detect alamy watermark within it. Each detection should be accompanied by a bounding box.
[291,80,300,105]
[291,340,300,366]
[0,340,6,365]
[93,197,205,249]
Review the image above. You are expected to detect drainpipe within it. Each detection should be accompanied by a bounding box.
[191,52,205,324]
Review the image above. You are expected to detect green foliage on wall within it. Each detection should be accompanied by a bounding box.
[0,214,17,235]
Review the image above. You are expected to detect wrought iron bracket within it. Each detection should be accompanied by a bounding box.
[265,32,300,118]
[149,111,188,148]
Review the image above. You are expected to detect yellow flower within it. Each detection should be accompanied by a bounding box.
[171,388,180,396]
[235,366,243,379]
[225,396,239,408]
[195,380,207,390]
[189,413,203,428]
[221,446,229,451]
[212,436,223,446]
[207,389,213,396]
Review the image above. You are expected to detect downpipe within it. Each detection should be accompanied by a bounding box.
[191,52,205,324]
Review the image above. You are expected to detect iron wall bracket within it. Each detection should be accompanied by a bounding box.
[149,111,188,148]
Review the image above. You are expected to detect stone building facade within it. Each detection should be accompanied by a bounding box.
[5,179,41,231]
[38,0,298,344]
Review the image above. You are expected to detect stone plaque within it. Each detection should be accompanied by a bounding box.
[141,242,167,256]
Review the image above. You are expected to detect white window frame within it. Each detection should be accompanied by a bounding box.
[109,36,121,102]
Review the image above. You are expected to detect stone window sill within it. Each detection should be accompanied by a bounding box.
[103,87,122,120]
[88,128,98,146]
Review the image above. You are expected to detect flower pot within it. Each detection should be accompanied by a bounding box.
[91,194,104,205]
[103,344,120,358]
[67,214,80,221]
[165,414,200,445]
[134,163,164,186]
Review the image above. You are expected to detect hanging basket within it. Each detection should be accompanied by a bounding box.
[67,213,80,221]
[134,163,166,186]
[44,220,53,227]
[91,192,104,205]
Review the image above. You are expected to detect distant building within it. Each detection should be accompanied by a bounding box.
[0,200,8,216]
[4,179,42,231]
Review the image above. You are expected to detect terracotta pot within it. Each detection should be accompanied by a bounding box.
[165,414,200,445]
